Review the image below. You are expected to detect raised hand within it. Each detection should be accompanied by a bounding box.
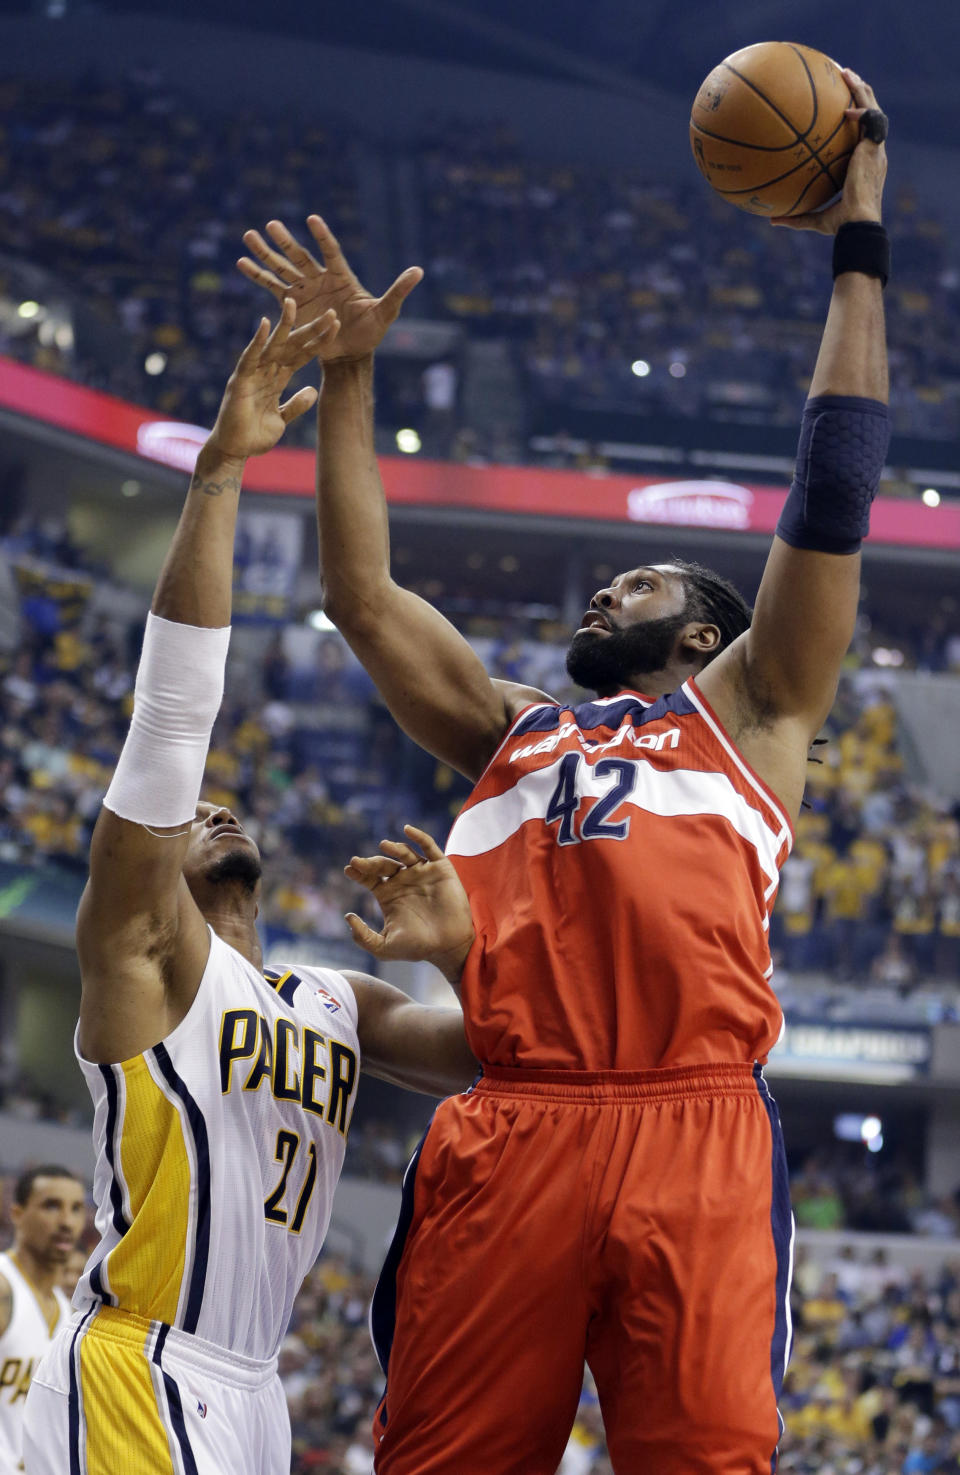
[205,297,339,461]
[771,69,887,233]
[237,215,422,362]
[344,826,475,981]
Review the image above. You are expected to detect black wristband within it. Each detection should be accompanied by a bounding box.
[833,220,890,287]
[861,108,889,144]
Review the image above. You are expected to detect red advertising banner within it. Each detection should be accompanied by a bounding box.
[3,356,959,549]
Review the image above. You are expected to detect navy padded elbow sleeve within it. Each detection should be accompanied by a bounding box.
[776,394,890,555]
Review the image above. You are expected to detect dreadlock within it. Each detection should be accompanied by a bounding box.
[670,558,753,665]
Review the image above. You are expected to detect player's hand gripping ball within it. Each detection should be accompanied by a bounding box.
[690,41,861,216]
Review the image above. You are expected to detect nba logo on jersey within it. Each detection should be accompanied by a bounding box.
[196,1400,207,1419]
[315,987,342,1015]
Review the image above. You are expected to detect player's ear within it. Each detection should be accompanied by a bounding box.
[683,622,721,656]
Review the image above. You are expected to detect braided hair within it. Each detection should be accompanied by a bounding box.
[670,558,753,665]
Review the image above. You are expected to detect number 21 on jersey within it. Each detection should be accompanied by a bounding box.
[545,754,637,846]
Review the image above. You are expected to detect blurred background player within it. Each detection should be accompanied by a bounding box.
[0,1167,84,1474]
[21,301,478,1475]
[55,1250,88,1304]
[239,74,890,1475]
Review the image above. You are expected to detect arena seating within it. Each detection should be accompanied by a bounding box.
[3,75,959,457]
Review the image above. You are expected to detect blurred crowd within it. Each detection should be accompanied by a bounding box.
[790,1151,960,1240]
[777,1247,960,1474]
[772,681,960,989]
[2,74,959,460]
[415,117,960,445]
[0,72,365,433]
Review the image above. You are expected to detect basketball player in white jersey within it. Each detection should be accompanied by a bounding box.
[23,301,478,1475]
[0,1167,84,1473]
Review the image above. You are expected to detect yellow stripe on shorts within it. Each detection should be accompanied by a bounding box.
[79,1310,174,1475]
[103,1058,191,1326]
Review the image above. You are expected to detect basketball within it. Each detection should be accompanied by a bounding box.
[690,42,859,216]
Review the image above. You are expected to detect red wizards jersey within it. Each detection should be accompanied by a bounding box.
[446,678,794,1071]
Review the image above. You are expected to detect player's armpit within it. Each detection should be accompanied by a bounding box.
[494,678,556,725]
[704,536,860,735]
[696,537,860,817]
[343,974,478,1097]
[76,811,209,1064]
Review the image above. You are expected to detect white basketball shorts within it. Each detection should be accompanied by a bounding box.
[23,1305,290,1475]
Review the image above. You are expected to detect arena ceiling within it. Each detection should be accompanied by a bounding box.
[89,0,955,144]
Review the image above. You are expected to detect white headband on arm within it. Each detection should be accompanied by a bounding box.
[103,611,232,830]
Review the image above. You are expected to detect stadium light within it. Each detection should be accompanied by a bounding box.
[922,488,941,507]
[144,352,167,376]
[668,361,687,378]
[835,1113,885,1147]
[631,359,651,378]
[396,428,421,454]
[17,301,41,319]
[860,1115,882,1144]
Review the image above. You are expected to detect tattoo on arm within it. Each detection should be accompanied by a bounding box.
[191,472,242,499]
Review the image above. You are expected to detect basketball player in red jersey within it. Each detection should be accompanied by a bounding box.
[238,71,888,1475]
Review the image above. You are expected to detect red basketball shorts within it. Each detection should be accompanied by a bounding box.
[370,1062,793,1475]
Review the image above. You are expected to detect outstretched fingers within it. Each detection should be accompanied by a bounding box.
[378,266,424,324]
[266,219,323,274]
[236,315,272,369]
[247,305,339,392]
[236,256,289,298]
[305,214,348,271]
[291,307,340,353]
[242,228,303,284]
[263,295,298,355]
[265,303,339,367]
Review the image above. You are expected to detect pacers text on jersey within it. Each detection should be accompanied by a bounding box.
[218,1008,358,1137]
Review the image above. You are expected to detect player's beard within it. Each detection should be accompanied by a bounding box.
[205,847,262,894]
[565,612,689,693]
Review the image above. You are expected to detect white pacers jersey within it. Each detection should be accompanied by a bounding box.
[74,927,360,1361]
[0,1252,70,1472]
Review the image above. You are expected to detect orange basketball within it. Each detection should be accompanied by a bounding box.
[690,42,859,216]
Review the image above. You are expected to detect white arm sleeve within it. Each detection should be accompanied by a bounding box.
[103,611,232,829]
